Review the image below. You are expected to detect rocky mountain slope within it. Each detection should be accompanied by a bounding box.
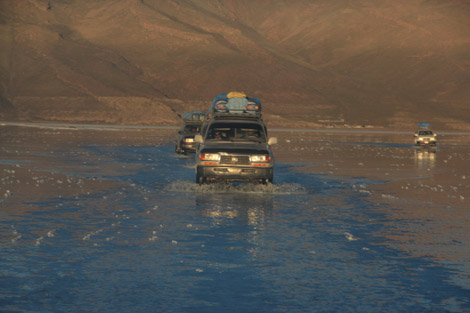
[1,0,469,129]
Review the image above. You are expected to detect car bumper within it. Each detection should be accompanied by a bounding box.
[197,165,273,181]
[181,142,197,152]
[415,140,436,146]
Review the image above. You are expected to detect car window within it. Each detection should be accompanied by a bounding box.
[418,131,433,135]
[184,125,200,133]
[207,123,265,141]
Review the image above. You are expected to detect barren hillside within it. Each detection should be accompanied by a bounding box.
[1,0,469,129]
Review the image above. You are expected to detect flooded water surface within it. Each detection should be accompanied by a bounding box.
[1,126,469,312]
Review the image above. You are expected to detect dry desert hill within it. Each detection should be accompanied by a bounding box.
[1,0,469,130]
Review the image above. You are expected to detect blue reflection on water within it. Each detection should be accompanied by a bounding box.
[1,142,469,313]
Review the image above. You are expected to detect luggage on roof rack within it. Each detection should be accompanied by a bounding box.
[182,111,205,123]
[227,91,247,98]
[208,92,261,118]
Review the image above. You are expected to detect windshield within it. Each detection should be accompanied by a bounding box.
[418,131,433,136]
[206,123,266,142]
[183,125,200,133]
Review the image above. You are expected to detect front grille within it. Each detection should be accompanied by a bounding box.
[220,155,250,165]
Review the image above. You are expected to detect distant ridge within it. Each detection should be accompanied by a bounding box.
[0,0,469,130]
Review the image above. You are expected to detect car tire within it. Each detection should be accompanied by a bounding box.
[196,173,206,185]
[262,177,273,184]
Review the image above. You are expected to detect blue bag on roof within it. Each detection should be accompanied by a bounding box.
[209,92,261,115]
[418,123,431,129]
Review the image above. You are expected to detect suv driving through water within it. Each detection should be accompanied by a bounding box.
[175,111,205,155]
[194,114,277,184]
[414,123,437,146]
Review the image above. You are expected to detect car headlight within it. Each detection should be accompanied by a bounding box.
[200,153,220,161]
[418,137,424,141]
[250,155,271,162]
[183,138,194,143]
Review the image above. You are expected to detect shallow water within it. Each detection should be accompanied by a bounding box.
[0,126,469,313]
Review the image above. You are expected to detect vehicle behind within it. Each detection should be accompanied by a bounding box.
[175,111,205,154]
[414,123,437,146]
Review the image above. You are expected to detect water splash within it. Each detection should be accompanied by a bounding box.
[164,180,307,195]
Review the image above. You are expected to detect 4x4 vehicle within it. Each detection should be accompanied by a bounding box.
[194,114,277,184]
[175,111,205,154]
[414,123,437,146]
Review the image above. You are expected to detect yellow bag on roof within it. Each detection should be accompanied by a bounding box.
[227,91,246,98]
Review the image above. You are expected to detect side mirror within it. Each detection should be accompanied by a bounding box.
[268,137,278,145]
[194,134,203,143]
